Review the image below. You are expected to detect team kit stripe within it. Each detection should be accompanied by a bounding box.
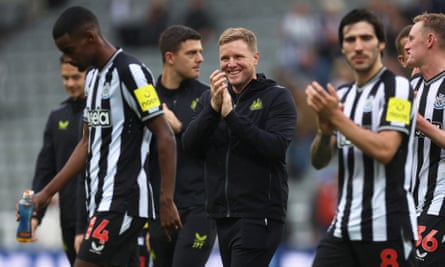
[411,71,445,217]
[82,49,160,219]
[328,69,417,242]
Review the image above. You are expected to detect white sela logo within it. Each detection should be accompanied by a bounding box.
[87,109,111,127]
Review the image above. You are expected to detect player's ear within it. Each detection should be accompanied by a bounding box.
[427,32,436,48]
[379,42,385,52]
[165,52,174,64]
[83,28,97,44]
[397,55,405,66]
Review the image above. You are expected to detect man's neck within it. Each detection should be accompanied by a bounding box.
[97,40,117,71]
[160,67,183,90]
[420,58,445,81]
[355,64,384,87]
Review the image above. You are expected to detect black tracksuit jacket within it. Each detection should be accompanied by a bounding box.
[149,77,209,211]
[32,97,87,233]
[182,74,297,222]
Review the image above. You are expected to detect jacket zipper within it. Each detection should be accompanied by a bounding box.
[224,133,231,217]
[224,88,247,217]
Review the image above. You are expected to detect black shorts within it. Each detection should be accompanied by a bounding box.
[415,214,445,266]
[312,234,416,267]
[149,207,216,267]
[77,212,146,266]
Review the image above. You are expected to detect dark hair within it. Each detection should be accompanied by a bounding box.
[338,9,386,45]
[158,25,202,63]
[395,25,412,55]
[52,6,99,40]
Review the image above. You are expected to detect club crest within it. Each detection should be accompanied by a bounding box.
[433,94,445,109]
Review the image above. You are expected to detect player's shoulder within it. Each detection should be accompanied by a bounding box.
[114,50,142,65]
[379,68,409,82]
[383,70,412,91]
[45,99,72,123]
[51,98,71,112]
[113,50,155,83]
[189,79,210,92]
[112,51,142,74]
[335,81,355,97]
[337,82,354,90]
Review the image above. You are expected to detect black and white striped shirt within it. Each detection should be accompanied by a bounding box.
[328,68,417,242]
[83,49,162,219]
[411,71,445,217]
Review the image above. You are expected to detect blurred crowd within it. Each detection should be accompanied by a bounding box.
[0,0,70,41]
[110,0,216,46]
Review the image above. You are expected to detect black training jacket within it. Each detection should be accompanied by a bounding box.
[32,97,87,233]
[182,74,297,222]
[149,77,209,211]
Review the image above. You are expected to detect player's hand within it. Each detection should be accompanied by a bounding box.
[159,198,182,241]
[162,103,182,133]
[15,201,20,222]
[209,69,228,112]
[74,234,84,253]
[305,81,340,121]
[221,88,233,117]
[32,191,52,216]
[145,232,151,253]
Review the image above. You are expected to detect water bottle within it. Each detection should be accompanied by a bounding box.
[16,189,34,243]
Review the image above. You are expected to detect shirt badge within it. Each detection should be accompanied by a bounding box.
[102,84,111,99]
[250,98,263,111]
[58,120,69,130]
[434,94,445,110]
[362,96,374,112]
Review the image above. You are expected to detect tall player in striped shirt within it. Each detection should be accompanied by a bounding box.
[306,9,417,267]
[405,12,445,266]
[25,6,182,267]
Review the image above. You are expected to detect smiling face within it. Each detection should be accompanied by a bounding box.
[219,39,259,93]
[61,62,86,99]
[341,21,385,76]
[404,21,428,69]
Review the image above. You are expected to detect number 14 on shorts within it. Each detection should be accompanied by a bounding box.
[85,216,110,244]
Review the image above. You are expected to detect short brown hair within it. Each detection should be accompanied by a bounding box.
[218,27,258,53]
[395,25,412,55]
[159,25,202,63]
[413,13,445,49]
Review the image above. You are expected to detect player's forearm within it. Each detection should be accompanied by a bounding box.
[332,110,402,164]
[417,114,445,148]
[157,133,177,203]
[310,131,334,169]
[43,137,88,197]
